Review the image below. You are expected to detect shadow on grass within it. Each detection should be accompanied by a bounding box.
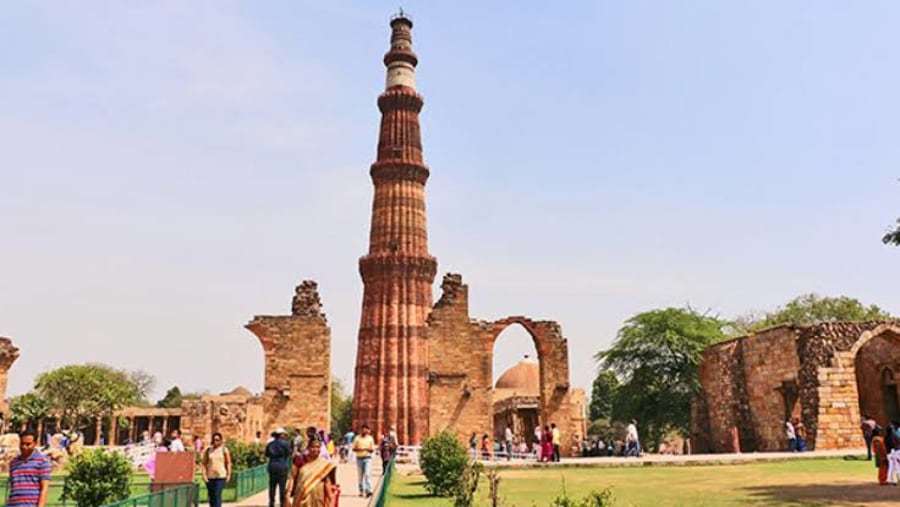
[743,482,897,505]
[393,480,435,500]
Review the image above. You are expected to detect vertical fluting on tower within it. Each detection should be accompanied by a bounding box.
[352,13,437,445]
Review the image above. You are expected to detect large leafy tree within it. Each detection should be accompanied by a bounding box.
[9,393,50,432]
[596,307,729,449]
[156,386,183,408]
[35,364,146,430]
[748,293,893,332]
[588,370,620,421]
[330,379,353,437]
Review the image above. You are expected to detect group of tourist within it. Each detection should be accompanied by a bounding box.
[784,417,808,452]
[468,422,567,462]
[264,423,399,507]
[862,414,900,486]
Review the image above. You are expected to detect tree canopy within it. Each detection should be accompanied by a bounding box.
[588,370,620,421]
[155,386,183,408]
[595,307,730,448]
[747,293,893,332]
[331,379,353,437]
[885,219,900,246]
[9,393,50,431]
[35,364,150,429]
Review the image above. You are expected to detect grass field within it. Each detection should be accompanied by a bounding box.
[387,458,899,507]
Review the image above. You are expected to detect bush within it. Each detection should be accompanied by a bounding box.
[62,448,133,507]
[551,481,614,507]
[420,430,470,497]
[226,440,266,472]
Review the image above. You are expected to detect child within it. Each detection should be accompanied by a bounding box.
[873,427,888,485]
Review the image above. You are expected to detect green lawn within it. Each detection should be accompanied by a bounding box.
[387,458,898,507]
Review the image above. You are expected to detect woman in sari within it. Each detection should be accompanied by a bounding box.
[289,440,336,507]
[541,425,553,463]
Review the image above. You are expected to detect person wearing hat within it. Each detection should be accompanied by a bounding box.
[265,428,292,507]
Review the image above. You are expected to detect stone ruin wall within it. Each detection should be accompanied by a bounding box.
[694,321,900,453]
[245,281,331,434]
[426,274,585,456]
[0,338,20,417]
[180,395,265,444]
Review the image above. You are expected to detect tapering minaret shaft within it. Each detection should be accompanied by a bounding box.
[352,14,436,445]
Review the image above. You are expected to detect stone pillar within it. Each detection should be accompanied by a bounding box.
[353,14,437,445]
[0,338,20,417]
[162,416,169,437]
[247,281,332,434]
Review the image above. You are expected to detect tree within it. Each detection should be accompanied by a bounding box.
[330,379,353,437]
[128,370,155,405]
[62,448,133,507]
[748,293,893,332]
[596,307,729,449]
[9,393,50,431]
[588,370,620,421]
[884,219,900,246]
[156,386,183,408]
[35,364,144,430]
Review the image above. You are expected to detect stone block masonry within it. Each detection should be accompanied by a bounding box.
[693,321,900,453]
[246,281,331,434]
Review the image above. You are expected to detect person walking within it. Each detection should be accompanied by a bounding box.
[266,428,292,507]
[625,419,641,457]
[378,428,397,472]
[351,424,375,498]
[861,415,876,461]
[288,439,336,507]
[784,419,796,451]
[201,433,232,507]
[169,429,186,452]
[873,427,888,485]
[551,423,561,462]
[504,425,513,460]
[540,426,553,463]
[9,430,51,507]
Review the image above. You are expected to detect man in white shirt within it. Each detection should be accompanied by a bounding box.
[625,419,640,457]
[169,429,186,452]
[785,419,796,451]
[504,426,514,460]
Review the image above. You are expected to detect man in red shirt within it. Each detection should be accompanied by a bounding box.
[9,430,51,507]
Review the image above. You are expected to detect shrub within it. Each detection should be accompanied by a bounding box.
[226,440,266,472]
[551,481,614,507]
[420,430,470,497]
[62,448,133,507]
[453,460,484,507]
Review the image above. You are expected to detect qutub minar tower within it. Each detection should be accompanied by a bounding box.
[352,13,437,444]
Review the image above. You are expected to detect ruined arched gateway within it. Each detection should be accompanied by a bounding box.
[692,321,900,453]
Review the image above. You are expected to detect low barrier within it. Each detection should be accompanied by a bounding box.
[371,457,394,507]
[103,484,198,507]
[232,464,269,501]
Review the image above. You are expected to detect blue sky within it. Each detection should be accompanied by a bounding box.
[2,1,899,402]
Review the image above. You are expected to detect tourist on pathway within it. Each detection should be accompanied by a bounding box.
[861,415,877,461]
[469,432,478,460]
[379,428,397,472]
[169,429,186,452]
[288,439,336,507]
[784,419,796,452]
[480,434,492,461]
[873,427,888,485]
[194,434,205,453]
[793,418,806,452]
[533,426,543,460]
[504,425,513,460]
[625,419,641,457]
[254,431,263,446]
[351,424,375,498]
[540,426,553,463]
[551,423,561,462]
[201,432,232,507]
[266,428,293,507]
[9,430,51,507]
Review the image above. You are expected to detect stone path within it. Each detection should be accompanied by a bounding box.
[231,459,383,507]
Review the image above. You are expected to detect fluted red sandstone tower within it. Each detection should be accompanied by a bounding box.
[352,13,437,445]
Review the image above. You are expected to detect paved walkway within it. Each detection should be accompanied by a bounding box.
[231,459,383,507]
[452,447,869,469]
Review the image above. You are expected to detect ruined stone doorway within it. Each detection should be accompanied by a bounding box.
[854,327,900,426]
[491,324,540,445]
[882,369,900,424]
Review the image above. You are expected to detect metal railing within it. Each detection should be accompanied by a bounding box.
[103,483,198,507]
[371,457,395,507]
[232,464,269,501]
